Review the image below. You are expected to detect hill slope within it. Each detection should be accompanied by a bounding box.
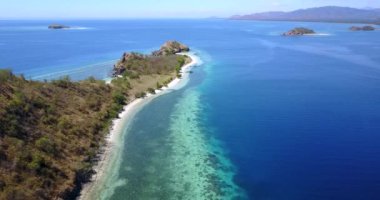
[231,6,380,24]
[0,41,190,199]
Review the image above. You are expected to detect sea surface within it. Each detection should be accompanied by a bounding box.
[1,19,380,199]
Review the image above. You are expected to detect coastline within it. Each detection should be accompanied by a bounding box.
[79,52,200,200]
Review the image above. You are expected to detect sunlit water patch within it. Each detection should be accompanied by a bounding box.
[165,90,245,199]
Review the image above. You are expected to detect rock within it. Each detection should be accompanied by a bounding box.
[349,25,375,31]
[113,52,145,76]
[48,24,70,29]
[152,41,190,56]
[283,27,315,36]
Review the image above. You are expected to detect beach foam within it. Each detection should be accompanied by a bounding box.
[66,27,92,30]
[305,33,332,36]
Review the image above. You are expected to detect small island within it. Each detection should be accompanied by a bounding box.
[349,26,375,31]
[283,27,315,36]
[48,24,70,29]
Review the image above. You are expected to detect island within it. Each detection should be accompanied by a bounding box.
[0,41,191,199]
[48,24,70,29]
[283,27,315,36]
[349,26,376,31]
[230,6,380,25]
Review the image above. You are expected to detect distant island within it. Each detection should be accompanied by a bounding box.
[0,41,191,199]
[230,6,380,24]
[48,24,70,29]
[283,27,315,36]
[349,25,376,31]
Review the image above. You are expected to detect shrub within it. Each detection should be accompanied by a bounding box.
[0,69,13,83]
[58,117,72,130]
[52,76,73,88]
[85,76,97,83]
[175,65,181,73]
[147,88,155,94]
[135,92,146,99]
[177,56,186,67]
[27,152,45,172]
[156,82,163,89]
[35,136,55,154]
[112,91,126,105]
[123,70,140,79]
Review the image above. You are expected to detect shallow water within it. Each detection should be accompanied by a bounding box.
[2,20,380,199]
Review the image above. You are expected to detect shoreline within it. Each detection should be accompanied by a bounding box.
[79,52,200,200]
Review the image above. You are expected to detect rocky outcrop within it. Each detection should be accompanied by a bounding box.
[113,52,145,76]
[152,41,190,56]
[283,27,315,36]
[350,26,375,31]
[48,24,70,29]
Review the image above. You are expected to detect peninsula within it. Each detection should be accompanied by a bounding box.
[0,41,191,199]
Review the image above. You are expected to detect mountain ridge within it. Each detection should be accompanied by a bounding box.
[231,6,380,24]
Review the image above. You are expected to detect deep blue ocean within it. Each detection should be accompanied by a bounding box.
[1,20,380,199]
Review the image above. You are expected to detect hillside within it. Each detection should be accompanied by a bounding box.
[0,41,190,199]
[0,72,121,199]
[231,6,380,24]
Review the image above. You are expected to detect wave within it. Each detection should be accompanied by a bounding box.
[65,27,92,30]
[305,33,333,36]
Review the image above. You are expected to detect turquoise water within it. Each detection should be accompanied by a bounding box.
[2,20,380,199]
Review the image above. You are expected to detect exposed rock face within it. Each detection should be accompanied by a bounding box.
[350,26,375,31]
[113,52,145,76]
[48,24,70,29]
[152,41,190,56]
[283,27,315,36]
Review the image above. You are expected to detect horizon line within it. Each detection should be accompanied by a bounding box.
[1,5,379,20]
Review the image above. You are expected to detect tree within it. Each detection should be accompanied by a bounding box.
[147,88,155,94]
[112,91,126,105]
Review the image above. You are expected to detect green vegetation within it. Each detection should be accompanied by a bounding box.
[0,71,125,199]
[147,88,156,94]
[0,41,191,199]
[135,91,147,98]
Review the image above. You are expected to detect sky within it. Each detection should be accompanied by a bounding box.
[1,0,380,19]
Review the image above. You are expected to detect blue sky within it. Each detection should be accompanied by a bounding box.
[1,0,380,19]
